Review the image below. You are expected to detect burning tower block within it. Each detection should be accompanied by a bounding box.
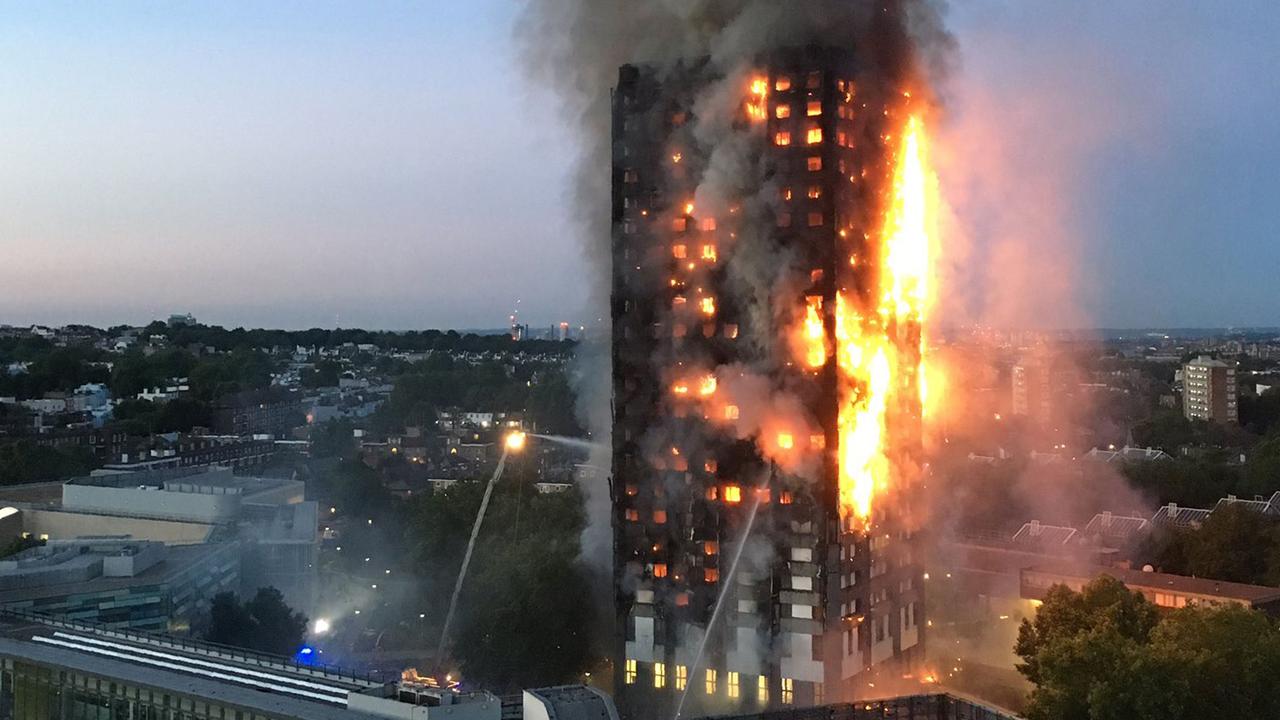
[611,45,932,720]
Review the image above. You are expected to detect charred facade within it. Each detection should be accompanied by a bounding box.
[611,47,926,720]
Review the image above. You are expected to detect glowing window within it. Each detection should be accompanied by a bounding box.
[781,187,793,201]
[806,127,823,144]
[728,672,740,699]
[808,213,824,227]
[774,132,792,146]
[704,460,718,473]
[725,405,740,420]
[672,244,687,259]
[675,593,690,607]
[652,563,668,578]
[724,324,739,339]
[625,484,638,496]
[807,156,823,171]
[699,218,717,231]
[775,76,792,92]
[625,509,639,522]
[654,662,667,689]
[705,668,718,695]
[704,540,719,555]
[807,100,822,116]
[705,568,720,583]
[781,677,794,704]
[779,490,794,505]
[673,217,687,232]
[724,485,742,504]
[625,659,637,685]
[706,486,718,501]
[810,434,826,449]
[775,104,791,119]
[758,676,769,703]
[653,510,668,524]
[676,665,688,691]
[808,186,822,200]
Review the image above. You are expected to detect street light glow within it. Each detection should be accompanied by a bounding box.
[505,431,527,451]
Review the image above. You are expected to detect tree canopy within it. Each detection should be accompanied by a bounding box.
[204,587,308,657]
[1016,576,1280,720]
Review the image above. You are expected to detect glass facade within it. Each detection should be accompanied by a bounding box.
[0,658,288,720]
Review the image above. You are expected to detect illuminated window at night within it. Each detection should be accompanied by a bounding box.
[625,659,637,684]
[654,662,667,689]
[806,127,823,144]
[676,665,688,691]
[704,460,717,473]
[675,592,690,607]
[808,213,823,227]
[807,186,822,199]
[699,218,717,231]
[625,484,638,496]
[672,244,687,259]
[775,76,792,92]
[781,678,794,704]
[705,668,718,695]
[807,156,823,171]
[705,567,720,583]
[672,217,687,232]
[705,486,718,501]
[724,405,740,420]
[774,131,792,146]
[779,490,793,505]
[653,509,668,524]
[724,324,739,339]
[727,672,740,699]
[758,676,769,703]
[652,563,668,578]
[781,187,793,201]
[837,131,849,147]
[724,485,742,504]
[775,104,791,119]
[625,509,639,522]
[807,100,822,116]
[810,434,825,449]
[704,540,719,555]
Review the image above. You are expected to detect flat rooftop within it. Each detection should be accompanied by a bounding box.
[0,543,232,604]
[1024,563,1280,604]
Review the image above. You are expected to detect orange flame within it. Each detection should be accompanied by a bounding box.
[804,296,828,368]
[834,112,934,526]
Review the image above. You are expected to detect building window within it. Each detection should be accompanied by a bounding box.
[624,169,638,183]
[757,676,769,704]
[728,671,740,699]
[625,509,639,522]
[654,662,667,689]
[807,186,822,199]
[705,669,718,695]
[652,563,668,578]
[699,218,717,231]
[774,131,792,146]
[807,100,822,116]
[724,324,739,339]
[781,678,794,705]
[676,665,688,690]
[781,186,793,201]
[775,76,792,92]
[777,213,792,228]
[673,217,687,232]
[776,104,791,119]
[625,659,637,685]
[807,156,823,171]
[806,71,821,89]
[814,683,824,705]
[724,485,742,504]
[705,567,720,583]
[653,510,668,524]
[673,244,687,259]
[806,127,823,144]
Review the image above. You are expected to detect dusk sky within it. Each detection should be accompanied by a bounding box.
[2,1,1278,331]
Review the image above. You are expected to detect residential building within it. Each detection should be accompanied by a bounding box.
[1182,356,1238,423]
[1020,563,1280,615]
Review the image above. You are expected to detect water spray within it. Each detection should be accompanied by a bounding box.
[672,474,771,720]
[434,431,527,669]
[529,433,607,453]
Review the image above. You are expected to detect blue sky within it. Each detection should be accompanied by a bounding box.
[1,1,1277,330]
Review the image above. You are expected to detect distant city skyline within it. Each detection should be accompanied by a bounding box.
[2,1,1278,330]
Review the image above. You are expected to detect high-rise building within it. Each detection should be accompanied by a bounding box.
[611,49,925,720]
[1011,360,1051,421]
[1182,356,1237,423]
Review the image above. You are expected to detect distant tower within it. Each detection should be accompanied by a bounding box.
[1183,356,1238,423]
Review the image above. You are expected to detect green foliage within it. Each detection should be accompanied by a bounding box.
[112,398,212,435]
[1017,577,1280,720]
[1137,504,1280,585]
[0,346,109,400]
[1239,388,1280,435]
[408,474,595,689]
[301,360,342,389]
[0,441,96,485]
[0,535,45,559]
[204,588,308,656]
[309,419,357,459]
[1120,459,1241,509]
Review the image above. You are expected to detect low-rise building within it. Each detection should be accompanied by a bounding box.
[1020,563,1280,615]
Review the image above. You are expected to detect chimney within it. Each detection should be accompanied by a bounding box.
[1101,511,1112,528]
[1029,520,1041,536]
[1167,502,1178,517]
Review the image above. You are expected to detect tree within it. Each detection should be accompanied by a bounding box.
[1016,577,1280,720]
[204,588,308,656]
